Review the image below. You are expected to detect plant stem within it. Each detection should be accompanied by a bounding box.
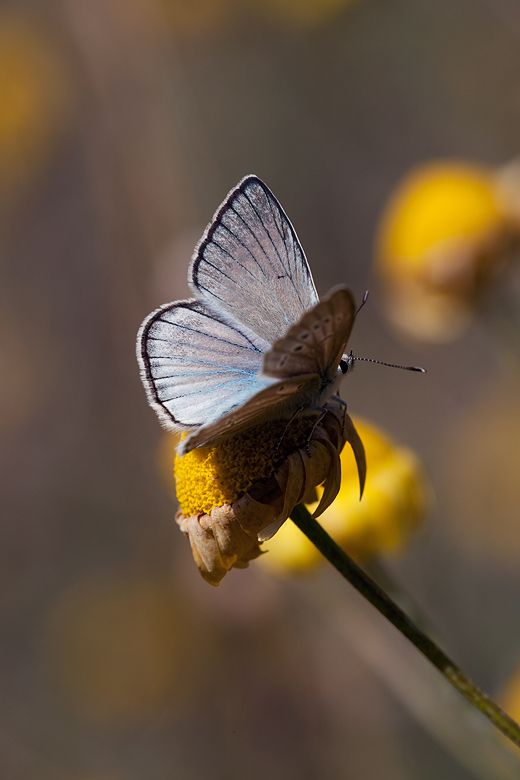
[290,502,520,749]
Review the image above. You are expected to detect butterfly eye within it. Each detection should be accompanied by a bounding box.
[340,353,355,374]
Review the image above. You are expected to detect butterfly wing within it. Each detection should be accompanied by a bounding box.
[180,288,356,453]
[189,175,319,345]
[137,299,272,433]
[180,373,322,454]
[138,177,356,451]
[262,286,356,383]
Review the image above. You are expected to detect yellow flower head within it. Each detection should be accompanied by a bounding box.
[375,160,520,341]
[260,417,429,574]
[0,15,70,205]
[170,399,365,585]
[175,415,317,517]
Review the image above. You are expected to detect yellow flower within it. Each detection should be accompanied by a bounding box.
[375,160,520,342]
[260,417,429,574]
[172,399,365,585]
[256,0,357,28]
[42,574,205,724]
[154,0,235,36]
[0,15,70,205]
[155,0,358,34]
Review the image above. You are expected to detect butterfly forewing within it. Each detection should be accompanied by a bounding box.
[190,176,319,344]
[262,286,356,381]
[138,300,270,431]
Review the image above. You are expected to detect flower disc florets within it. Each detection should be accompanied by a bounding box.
[174,398,365,585]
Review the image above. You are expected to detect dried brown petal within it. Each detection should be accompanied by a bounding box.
[176,506,262,586]
[175,399,365,584]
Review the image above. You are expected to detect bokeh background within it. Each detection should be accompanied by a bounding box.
[3,0,520,778]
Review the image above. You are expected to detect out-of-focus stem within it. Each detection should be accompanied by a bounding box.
[290,502,520,749]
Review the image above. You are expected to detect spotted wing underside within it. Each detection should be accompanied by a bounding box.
[262,286,356,382]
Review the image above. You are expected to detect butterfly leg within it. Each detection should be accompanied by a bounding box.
[305,396,347,454]
[305,408,330,456]
[275,405,305,456]
[331,393,348,435]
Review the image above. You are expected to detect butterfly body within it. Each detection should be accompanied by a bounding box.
[137,176,356,455]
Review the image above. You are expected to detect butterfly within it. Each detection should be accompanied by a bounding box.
[137,175,357,456]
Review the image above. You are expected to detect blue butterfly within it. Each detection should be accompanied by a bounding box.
[137,175,356,455]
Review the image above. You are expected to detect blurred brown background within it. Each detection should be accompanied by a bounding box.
[2,0,520,778]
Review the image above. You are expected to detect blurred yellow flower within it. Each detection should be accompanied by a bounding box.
[154,0,235,35]
[0,15,71,205]
[42,574,205,724]
[260,417,429,574]
[440,384,520,565]
[155,0,358,33]
[257,0,357,28]
[375,160,520,342]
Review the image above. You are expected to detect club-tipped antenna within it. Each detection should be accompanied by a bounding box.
[354,356,426,372]
[345,292,426,373]
[340,350,426,375]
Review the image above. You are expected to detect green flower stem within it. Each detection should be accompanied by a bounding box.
[290,502,520,749]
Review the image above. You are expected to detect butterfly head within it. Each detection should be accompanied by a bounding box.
[339,350,356,375]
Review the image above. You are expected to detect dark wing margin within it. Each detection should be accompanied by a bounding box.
[136,299,266,431]
[189,175,319,346]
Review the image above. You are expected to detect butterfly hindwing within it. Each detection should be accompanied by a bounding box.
[180,372,322,454]
[189,175,319,344]
[137,299,271,431]
[262,286,356,382]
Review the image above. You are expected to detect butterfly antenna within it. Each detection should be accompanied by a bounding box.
[340,350,426,374]
[354,356,426,372]
[342,294,426,373]
[356,290,370,317]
